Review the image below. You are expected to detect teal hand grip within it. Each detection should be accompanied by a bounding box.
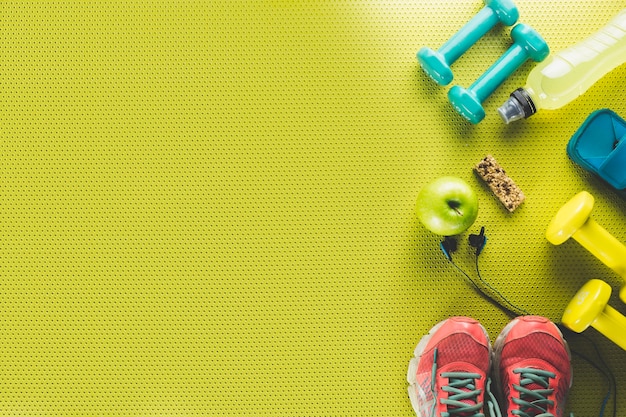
[417,0,519,86]
[448,23,549,124]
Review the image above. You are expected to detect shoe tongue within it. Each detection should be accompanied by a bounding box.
[524,381,544,392]
[516,369,552,417]
[452,399,477,417]
[444,370,480,417]
[446,398,477,417]
[518,368,547,392]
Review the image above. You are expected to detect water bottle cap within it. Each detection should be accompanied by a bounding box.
[498,88,536,124]
[498,97,525,124]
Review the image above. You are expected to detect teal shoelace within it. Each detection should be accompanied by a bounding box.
[511,368,556,417]
[430,348,491,417]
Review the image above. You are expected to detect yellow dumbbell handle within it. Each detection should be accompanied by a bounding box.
[547,191,626,303]
[575,217,626,280]
[593,305,626,351]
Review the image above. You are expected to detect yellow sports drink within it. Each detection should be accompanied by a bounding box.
[499,8,626,123]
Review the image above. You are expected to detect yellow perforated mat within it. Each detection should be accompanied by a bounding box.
[0,1,625,416]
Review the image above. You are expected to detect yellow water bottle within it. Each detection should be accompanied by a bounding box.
[498,9,626,123]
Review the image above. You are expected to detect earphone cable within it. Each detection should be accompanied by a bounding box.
[473,253,531,316]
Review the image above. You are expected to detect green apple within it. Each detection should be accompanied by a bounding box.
[416,176,478,236]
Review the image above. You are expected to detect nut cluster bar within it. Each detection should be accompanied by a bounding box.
[474,155,525,212]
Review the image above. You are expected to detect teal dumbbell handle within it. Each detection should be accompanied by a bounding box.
[448,23,549,124]
[440,7,506,64]
[417,0,519,86]
[471,40,532,102]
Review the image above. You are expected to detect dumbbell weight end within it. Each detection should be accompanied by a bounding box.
[562,279,626,351]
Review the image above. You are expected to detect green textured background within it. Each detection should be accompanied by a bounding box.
[0,1,624,416]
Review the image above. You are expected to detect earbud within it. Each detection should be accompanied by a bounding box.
[440,236,458,261]
[438,226,528,318]
[439,227,486,261]
[468,226,487,256]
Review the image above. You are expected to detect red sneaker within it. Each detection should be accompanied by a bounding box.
[407,317,492,417]
[493,316,572,417]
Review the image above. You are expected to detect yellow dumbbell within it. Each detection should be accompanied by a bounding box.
[546,191,626,303]
[562,279,626,351]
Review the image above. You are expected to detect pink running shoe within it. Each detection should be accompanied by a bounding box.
[493,316,572,417]
[407,317,492,417]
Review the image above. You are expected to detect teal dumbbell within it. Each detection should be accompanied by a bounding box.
[448,23,549,124]
[417,0,519,86]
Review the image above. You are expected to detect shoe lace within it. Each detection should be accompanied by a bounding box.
[511,367,556,417]
[430,348,493,417]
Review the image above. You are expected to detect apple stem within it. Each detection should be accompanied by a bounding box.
[448,200,463,216]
